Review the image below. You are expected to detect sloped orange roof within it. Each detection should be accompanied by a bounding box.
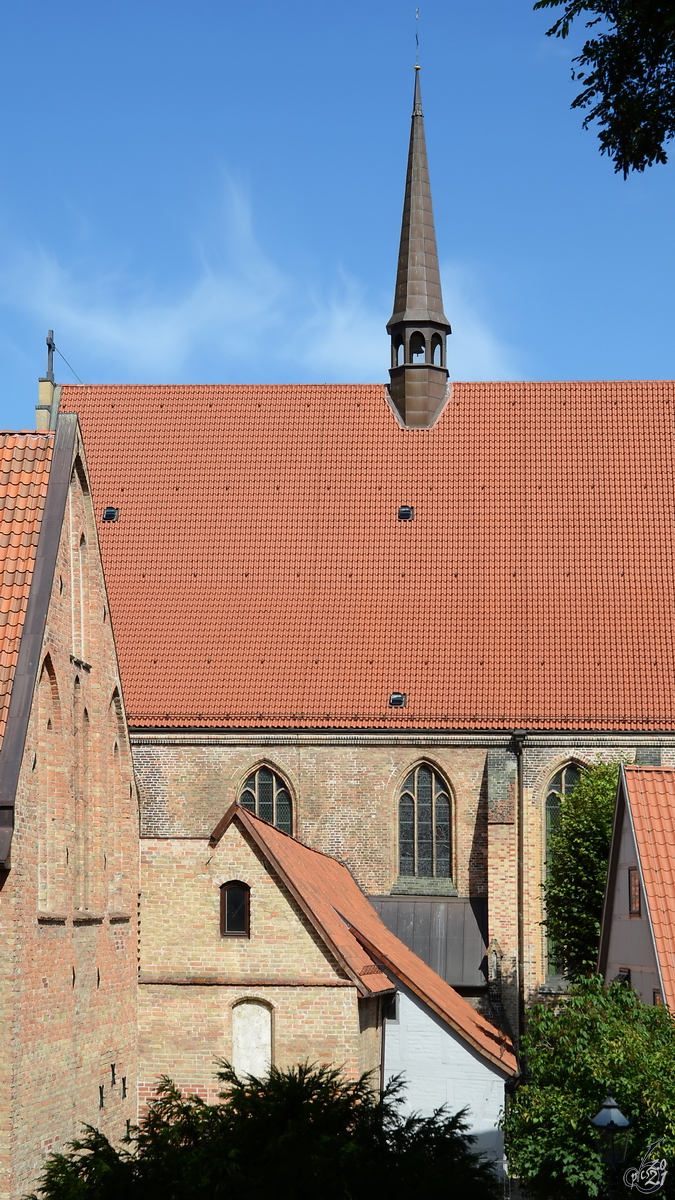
[0,432,53,749]
[216,804,516,1074]
[59,379,675,731]
[623,766,675,1007]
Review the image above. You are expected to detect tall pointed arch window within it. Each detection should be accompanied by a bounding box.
[239,767,292,834]
[545,763,581,852]
[545,762,581,974]
[399,764,452,878]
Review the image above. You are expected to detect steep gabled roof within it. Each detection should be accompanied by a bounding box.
[212,804,517,1075]
[613,766,675,1006]
[60,379,675,732]
[0,417,83,866]
[0,433,53,751]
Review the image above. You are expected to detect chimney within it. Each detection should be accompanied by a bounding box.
[36,330,56,431]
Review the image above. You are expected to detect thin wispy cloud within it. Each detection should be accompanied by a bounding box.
[0,182,523,386]
[441,262,524,381]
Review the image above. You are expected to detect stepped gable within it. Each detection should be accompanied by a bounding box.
[211,803,517,1074]
[0,432,53,748]
[60,378,675,732]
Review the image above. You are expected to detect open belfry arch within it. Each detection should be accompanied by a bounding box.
[387,67,452,427]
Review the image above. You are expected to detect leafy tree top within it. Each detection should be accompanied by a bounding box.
[543,760,619,979]
[534,0,675,174]
[503,977,675,1198]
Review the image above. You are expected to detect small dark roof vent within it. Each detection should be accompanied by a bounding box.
[389,692,407,708]
[102,506,119,523]
[398,505,415,521]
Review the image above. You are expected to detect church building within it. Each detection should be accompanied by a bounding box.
[47,65,675,1045]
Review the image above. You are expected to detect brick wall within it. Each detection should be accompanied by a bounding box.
[134,743,489,898]
[139,822,376,1101]
[134,734,670,1045]
[0,443,138,1200]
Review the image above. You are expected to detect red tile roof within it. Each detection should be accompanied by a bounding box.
[0,433,53,749]
[59,380,675,731]
[215,804,516,1074]
[622,766,675,1007]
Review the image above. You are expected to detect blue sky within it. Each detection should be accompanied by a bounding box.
[1,0,673,430]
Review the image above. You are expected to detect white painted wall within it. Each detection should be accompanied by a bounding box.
[232,999,272,1077]
[383,980,506,1165]
[604,809,661,1005]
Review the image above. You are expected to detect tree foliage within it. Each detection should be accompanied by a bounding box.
[534,0,675,174]
[28,1061,501,1200]
[543,761,618,979]
[502,976,675,1199]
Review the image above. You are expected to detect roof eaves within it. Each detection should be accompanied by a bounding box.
[598,766,626,976]
[344,919,516,1075]
[624,770,670,1006]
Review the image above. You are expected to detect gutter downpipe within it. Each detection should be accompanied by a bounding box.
[511,729,527,1044]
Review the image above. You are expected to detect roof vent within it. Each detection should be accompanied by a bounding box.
[398,505,415,521]
[102,507,119,523]
[389,692,407,708]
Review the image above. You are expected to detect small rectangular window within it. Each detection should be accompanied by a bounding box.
[220,882,250,937]
[654,989,664,1007]
[629,868,641,916]
[383,993,399,1022]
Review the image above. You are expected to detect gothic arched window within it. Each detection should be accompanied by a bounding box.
[399,764,452,879]
[239,767,292,834]
[545,762,581,852]
[545,762,581,974]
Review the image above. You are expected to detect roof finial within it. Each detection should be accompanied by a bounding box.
[415,7,419,67]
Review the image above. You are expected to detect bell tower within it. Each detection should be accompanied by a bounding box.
[387,67,451,428]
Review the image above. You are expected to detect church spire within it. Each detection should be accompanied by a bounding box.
[387,67,451,428]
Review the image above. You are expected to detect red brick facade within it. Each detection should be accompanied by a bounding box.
[0,422,138,1200]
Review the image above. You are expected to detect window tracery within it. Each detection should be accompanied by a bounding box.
[239,766,292,834]
[398,763,452,878]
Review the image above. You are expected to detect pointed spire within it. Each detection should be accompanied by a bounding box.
[387,69,451,428]
[389,68,449,329]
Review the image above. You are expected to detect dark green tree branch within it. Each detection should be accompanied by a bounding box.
[534,0,675,174]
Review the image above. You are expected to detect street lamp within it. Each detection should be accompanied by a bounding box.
[590,1093,633,1199]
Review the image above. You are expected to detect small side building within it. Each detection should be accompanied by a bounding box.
[598,765,675,1006]
[0,418,138,1200]
[139,802,516,1162]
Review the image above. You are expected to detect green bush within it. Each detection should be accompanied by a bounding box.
[29,1061,501,1200]
[503,976,675,1198]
